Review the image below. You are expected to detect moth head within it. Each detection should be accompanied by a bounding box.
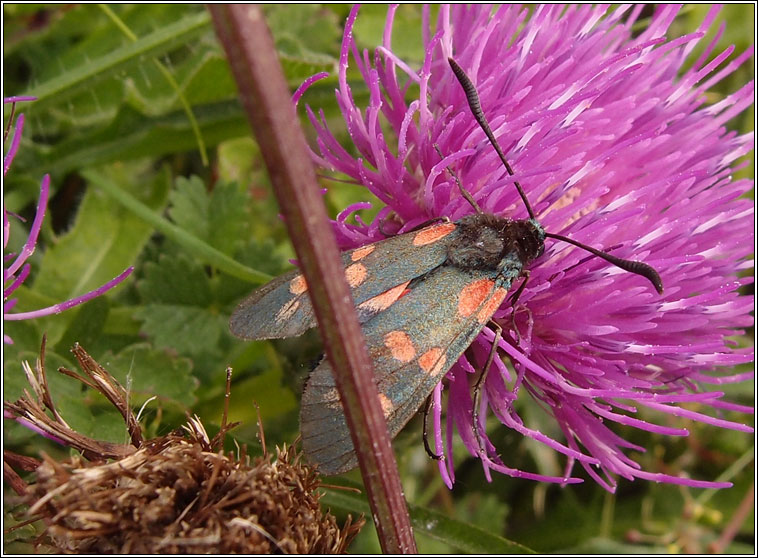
[517,218,545,264]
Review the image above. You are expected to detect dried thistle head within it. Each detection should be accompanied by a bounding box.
[28,437,362,554]
[6,343,363,554]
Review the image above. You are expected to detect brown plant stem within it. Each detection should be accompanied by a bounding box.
[208,5,416,554]
[4,458,29,496]
[709,483,754,553]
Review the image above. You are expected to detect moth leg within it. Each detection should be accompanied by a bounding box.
[507,270,530,345]
[507,269,530,307]
[473,320,503,457]
[422,394,443,461]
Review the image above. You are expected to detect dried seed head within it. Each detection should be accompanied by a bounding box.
[28,433,363,554]
[6,344,363,553]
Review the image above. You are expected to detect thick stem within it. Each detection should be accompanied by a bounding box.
[208,5,416,553]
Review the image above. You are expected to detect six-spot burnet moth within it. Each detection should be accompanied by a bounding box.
[230,58,664,475]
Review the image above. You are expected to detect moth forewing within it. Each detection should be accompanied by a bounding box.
[229,220,460,340]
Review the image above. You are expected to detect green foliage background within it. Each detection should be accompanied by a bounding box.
[3,4,754,553]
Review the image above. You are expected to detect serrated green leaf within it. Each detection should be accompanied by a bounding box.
[167,177,211,243]
[138,253,212,306]
[86,168,271,284]
[106,343,197,408]
[215,238,291,306]
[168,177,250,256]
[207,182,250,256]
[134,253,226,356]
[135,304,225,357]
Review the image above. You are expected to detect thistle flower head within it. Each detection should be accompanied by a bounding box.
[297,5,754,490]
[3,98,133,344]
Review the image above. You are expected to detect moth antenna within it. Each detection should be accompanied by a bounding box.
[545,231,664,294]
[448,58,662,294]
[433,144,483,214]
[448,57,536,221]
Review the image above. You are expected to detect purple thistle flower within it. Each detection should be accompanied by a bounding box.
[296,5,754,491]
[3,98,133,344]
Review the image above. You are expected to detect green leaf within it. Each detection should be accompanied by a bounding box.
[106,343,197,408]
[135,304,226,357]
[134,253,227,356]
[168,176,250,256]
[4,4,342,186]
[85,168,271,284]
[226,364,298,423]
[5,9,211,112]
[3,348,77,407]
[15,101,247,180]
[52,297,110,356]
[137,253,212,306]
[35,166,168,301]
[263,4,340,69]
[321,486,534,554]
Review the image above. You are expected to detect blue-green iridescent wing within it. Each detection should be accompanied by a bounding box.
[229,222,458,340]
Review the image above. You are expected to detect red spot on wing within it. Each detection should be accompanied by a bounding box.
[289,275,308,295]
[384,330,416,363]
[476,287,508,324]
[275,298,300,322]
[345,263,368,287]
[351,245,376,262]
[412,222,456,246]
[419,347,446,375]
[378,393,394,416]
[358,281,411,313]
[457,279,495,317]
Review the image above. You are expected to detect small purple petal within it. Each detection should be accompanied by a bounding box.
[292,71,329,107]
[4,112,25,176]
[4,262,31,298]
[4,96,37,104]
[5,266,134,322]
[5,175,49,277]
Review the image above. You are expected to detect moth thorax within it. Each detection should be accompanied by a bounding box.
[447,214,545,271]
